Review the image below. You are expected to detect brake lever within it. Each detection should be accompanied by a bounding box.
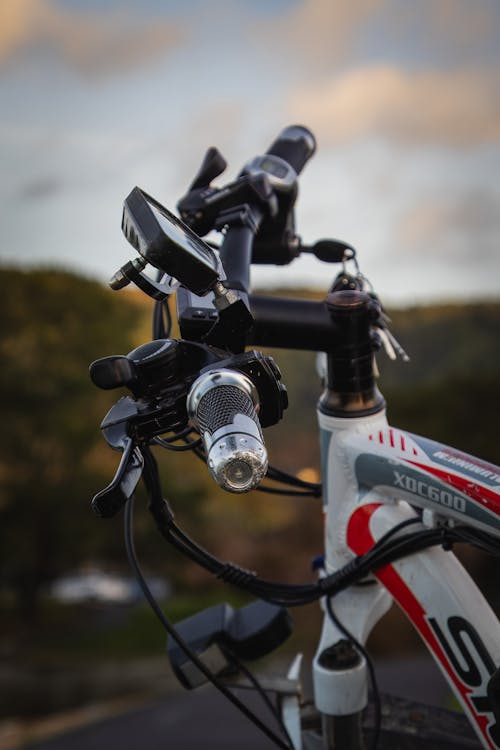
[378,326,410,362]
[349,273,411,365]
[92,439,144,518]
[367,295,410,363]
[91,398,145,518]
[188,146,227,191]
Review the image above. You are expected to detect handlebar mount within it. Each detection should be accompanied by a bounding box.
[90,338,287,516]
[94,124,409,514]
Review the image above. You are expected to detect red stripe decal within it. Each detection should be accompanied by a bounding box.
[406,459,500,516]
[347,503,495,748]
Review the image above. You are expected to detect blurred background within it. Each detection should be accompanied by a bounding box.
[1,1,500,747]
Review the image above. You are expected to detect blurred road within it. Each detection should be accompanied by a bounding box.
[26,689,280,750]
[24,657,453,750]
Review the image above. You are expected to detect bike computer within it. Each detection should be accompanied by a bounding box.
[122,187,220,296]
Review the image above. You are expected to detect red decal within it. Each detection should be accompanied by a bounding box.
[407,460,500,516]
[400,435,406,452]
[378,431,384,444]
[389,429,395,448]
[347,504,496,748]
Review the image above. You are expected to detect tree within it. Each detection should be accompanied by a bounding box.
[0,268,142,618]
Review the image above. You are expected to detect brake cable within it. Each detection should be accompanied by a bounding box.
[142,444,500,608]
[124,494,294,750]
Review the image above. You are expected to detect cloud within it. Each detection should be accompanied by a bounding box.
[0,0,182,74]
[419,0,500,56]
[18,175,63,200]
[267,0,500,70]
[253,0,382,70]
[279,0,381,64]
[289,65,500,146]
[0,0,37,63]
[396,189,500,262]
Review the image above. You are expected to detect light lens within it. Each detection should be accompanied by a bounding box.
[223,459,254,491]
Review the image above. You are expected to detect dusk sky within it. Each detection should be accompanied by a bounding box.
[1,0,499,305]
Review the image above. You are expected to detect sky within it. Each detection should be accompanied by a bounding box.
[1,0,499,306]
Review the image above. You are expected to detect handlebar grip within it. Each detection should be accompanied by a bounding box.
[266,125,316,175]
[187,369,268,492]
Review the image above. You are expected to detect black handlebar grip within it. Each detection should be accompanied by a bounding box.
[266,125,316,175]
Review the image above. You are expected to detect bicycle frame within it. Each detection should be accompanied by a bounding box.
[99,125,500,750]
[314,405,500,750]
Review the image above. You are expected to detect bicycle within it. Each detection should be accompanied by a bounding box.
[89,126,500,749]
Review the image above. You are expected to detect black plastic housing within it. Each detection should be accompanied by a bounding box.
[122,187,220,295]
[167,600,293,689]
[266,125,316,176]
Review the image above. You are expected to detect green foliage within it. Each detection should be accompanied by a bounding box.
[373,302,500,461]
[0,268,142,615]
[378,302,500,388]
[27,590,248,663]
[386,373,500,465]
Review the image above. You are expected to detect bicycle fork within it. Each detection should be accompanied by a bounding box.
[310,409,392,749]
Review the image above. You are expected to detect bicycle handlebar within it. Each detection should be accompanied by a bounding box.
[218,208,263,295]
[248,295,336,351]
[218,125,316,292]
[265,125,317,176]
[101,125,391,505]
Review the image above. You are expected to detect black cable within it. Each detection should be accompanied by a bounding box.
[319,531,439,594]
[149,499,320,608]
[144,443,500,609]
[353,523,435,571]
[187,443,206,461]
[147,464,440,607]
[256,466,322,496]
[325,597,381,750]
[159,267,172,339]
[367,517,422,549]
[164,300,172,336]
[255,485,322,497]
[152,300,164,339]
[124,495,293,750]
[159,426,195,443]
[187,442,321,498]
[363,529,446,572]
[454,526,500,556]
[153,512,316,606]
[266,465,322,495]
[152,271,172,339]
[221,646,295,750]
[153,436,202,451]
